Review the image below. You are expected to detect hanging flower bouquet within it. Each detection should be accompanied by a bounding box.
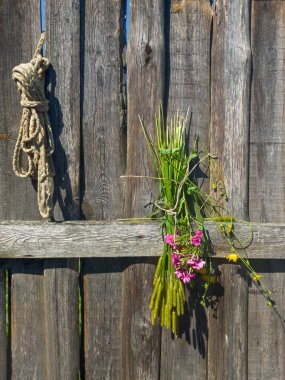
[138,107,272,336]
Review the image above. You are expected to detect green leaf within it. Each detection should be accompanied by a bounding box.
[193,195,203,223]
[159,148,181,155]
[187,185,199,195]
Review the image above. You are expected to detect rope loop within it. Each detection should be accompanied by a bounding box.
[20,99,49,112]
[12,33,55,218]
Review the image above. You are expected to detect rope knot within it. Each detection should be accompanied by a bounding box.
[12,33,55,219]
[20,99,49,112]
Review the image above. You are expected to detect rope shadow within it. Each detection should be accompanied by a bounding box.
[46,65,79,220]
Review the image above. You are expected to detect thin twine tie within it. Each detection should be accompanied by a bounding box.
[12,33,55,219]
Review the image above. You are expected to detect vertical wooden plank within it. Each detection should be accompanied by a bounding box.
[248,260,285,380]
[167,0,212,145]
[161,2,211,379]
[121,1,165,379]
[123,0,165,218]
[81,0,126,221]
[208,1,251,379]
[210,0,251,220]
[45,0,81,221]
[82,259,123,380]
[121,258,161,380]
[248,2,285,379]
[45,0,81,379]
[43,260,79,380]
[208,264,248,380]
[249,1,285,223]
[0,7,10,368]
[160,287,208,380]
[0,271,7,379]
[11,264,47,379]
[0,1,49,378]
[81,0,126,379]
[0,0,40,220]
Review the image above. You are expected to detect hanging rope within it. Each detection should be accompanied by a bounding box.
[12,33,55,218]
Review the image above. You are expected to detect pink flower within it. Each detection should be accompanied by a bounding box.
[182,273,191,283]
[175,269,184,279]
[191,236,201,247]
[187,258,196,267]
[165,233,178,249]
[187,257,206,270]
[171,252,181,267]
[195,230,203,238]
[182,272,196,283]
[165,234,174,245]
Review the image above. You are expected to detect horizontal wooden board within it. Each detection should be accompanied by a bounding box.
[0,221,284,259]
[0,221,161,258]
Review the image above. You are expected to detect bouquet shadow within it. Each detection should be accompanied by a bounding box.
[174,279,224,359]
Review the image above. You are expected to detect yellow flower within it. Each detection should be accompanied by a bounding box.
[252,274,262,282]
[226,253,239,263]
[227,223,233,235]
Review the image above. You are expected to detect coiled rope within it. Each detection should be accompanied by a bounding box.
[12,33,55,218]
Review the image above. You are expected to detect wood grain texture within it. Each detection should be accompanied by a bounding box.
[123,0,165,217]
[45,0,81,221]
[248,3,285,379]
[249,1,285,223]
[208,1,251,377]
[161,3,211,378]
[0,221,285,259]
[44,2,81,379]
[121,1,165,377]
[82,259,123,380]
[0,1,49,378]
[205,221,285,259]
[0,0,40,220]
[0,221,160,258]
[11,265,47,380]
[2,2,285,379]
[167,0,211,145]
[81,1,126,378]
[210,0,251,219]
[208,264,248,380]
[43,260,79,380]
[160,287,208,380]
[0,271,7,380]
[82,258,123,380]
[1,0,81,375]
[248,260,285,380]
[81,0,126,221]
[121,258,161,380]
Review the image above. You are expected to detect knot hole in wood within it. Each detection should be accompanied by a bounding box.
[145,44,153,65]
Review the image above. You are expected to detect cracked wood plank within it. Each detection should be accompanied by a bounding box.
[0,1,48,378]
[121,1,166,378]
[80,1,126,378]
[248,2,285,379]
[0,221,284,259]
[161,2,212,379]
[208,1,251,378]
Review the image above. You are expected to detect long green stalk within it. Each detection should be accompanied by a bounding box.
[139,106,273,334]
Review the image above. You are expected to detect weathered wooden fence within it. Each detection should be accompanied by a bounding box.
[0,0,284,379]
